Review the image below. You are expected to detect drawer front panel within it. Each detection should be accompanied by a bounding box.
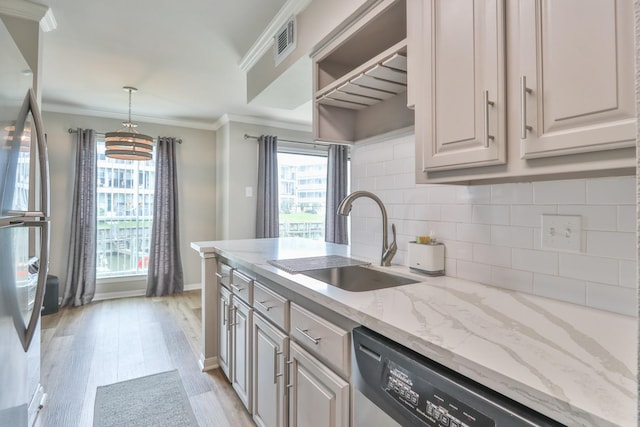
[290,302,349,375]
[253,281,288,331]
[232,270,253,304]
[216,262,233,289]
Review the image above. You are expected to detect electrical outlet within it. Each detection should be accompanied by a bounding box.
[541,214,582,252]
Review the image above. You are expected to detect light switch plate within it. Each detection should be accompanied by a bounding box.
[245,186,253,197]
[541,214,582,252]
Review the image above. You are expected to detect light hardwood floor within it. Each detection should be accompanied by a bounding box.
[35,290,255,427]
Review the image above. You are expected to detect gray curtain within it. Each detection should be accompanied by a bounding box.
[256,135,279,238]
[325,144,349,244]
[146,137,184,297]
[62,129,97,307]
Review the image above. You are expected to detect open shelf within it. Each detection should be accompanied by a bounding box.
[312,0,412,144]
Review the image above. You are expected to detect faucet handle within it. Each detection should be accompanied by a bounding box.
[382,224,398,266]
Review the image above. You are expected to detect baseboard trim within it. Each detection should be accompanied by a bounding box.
[199,354,219,372]
[93,283,202,301]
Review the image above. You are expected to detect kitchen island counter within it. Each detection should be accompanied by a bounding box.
[191,237,636,427]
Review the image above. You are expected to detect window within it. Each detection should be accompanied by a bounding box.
[278,151,346,241]
[96,140,155,278]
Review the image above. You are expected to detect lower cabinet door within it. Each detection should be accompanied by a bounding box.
[231,298,252,411]
[219,286,232,381]
[288,342,349,427]
[252,313,288,427]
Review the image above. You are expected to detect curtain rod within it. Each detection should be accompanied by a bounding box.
[243,133,349,147]
[68,128,182,144]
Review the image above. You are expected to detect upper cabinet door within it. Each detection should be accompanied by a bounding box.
[417,0,506,172]
[519,0,635,159]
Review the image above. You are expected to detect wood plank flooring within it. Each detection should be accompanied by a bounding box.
[35,290,255,427]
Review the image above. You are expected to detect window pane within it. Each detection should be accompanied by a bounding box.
[96,140,154,278]
[278,152,327,240]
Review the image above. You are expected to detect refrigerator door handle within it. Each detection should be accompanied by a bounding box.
[27,89,50,218]
[18,220,49,352]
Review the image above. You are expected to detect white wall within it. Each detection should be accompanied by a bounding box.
[350,133,637,316]
[215,119,313,239]
[44,111,216,297]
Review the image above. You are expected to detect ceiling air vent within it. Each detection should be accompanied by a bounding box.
[274,17,296,66]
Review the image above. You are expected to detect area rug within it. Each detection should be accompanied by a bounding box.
[93,370,199,427]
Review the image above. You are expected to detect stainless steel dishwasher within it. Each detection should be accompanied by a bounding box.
[352,327,565,427]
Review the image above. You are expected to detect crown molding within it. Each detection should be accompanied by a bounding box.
[213,113,311,133]
[239,0,311,72]
[0,0,57,32]
[43,102,218,131]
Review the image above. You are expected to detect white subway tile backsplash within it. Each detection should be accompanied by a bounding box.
[472,244,511,267]
[559,253,618,285]
[512,249,558,275]
[491,225,534,249]
[457,261,492,284]
[619,260,636,289]
[442,204,473,223]
[491,183,533,204]
[533,274,586,305]
[491,267,533,293]
[586,176,636,205]
[557,205,617,231]
[586,231,635,260]
[511,205,557,227]
[457,223,491,244]
[617,205,636,232]
[472,205,510,225]
[534,179,586,204]
[414,204,441,221]
[350,137,636,316]
[428,185,458,204]
[456,185,491,204]
[586,282,636,316]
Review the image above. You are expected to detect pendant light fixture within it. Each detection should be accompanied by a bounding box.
[105,86,153,161]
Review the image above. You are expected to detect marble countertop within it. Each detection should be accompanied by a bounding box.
[191,237,637,427]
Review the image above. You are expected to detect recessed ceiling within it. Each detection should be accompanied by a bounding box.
[39,0,312,129]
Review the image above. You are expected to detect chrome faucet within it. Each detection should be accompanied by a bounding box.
[337,191,397,267]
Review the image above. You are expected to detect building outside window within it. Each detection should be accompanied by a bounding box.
[278,151,339,240]
[96,140,154,278]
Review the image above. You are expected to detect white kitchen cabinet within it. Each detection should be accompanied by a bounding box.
[218,285,232,381]
[518,0,635,159]
[253,313,288,427]
[415,0,506,172]
[231,297,252,412]
[412,0,636,183]
[288,341,349,427]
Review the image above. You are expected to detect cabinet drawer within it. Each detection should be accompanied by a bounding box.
[290,302,349,376]
[253,281,289,331]
[232,270,253,305]
[216,262,232,289]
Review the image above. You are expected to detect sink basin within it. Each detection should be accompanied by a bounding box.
[301,265,418,292]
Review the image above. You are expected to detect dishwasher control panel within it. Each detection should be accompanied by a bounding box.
[384,361,495,427]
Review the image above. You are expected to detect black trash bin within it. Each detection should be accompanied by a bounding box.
[42,275,59,315]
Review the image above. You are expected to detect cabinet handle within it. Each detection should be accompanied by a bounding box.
[295,327,321,345]
[285,358,294,389]
[274,348,283,384]
[222,301,227,327]
[228,306,238,327]
[520,76,533,139]
[483,90,495,148]
[230,283,243,292]
[255,300,272,311]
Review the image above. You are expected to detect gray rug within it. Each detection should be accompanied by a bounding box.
[93,370,199,427]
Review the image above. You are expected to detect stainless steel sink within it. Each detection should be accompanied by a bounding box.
[301,265,418,292]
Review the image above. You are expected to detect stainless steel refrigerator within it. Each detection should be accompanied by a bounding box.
[0,21,50,427]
